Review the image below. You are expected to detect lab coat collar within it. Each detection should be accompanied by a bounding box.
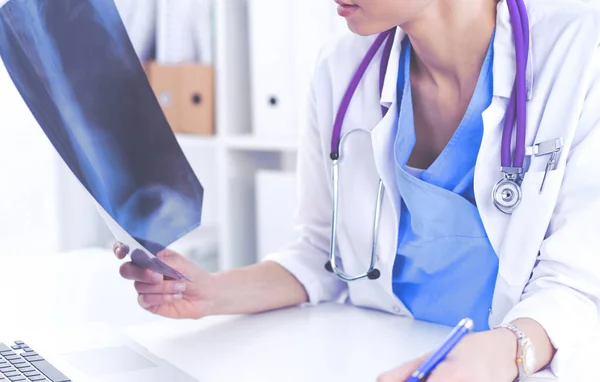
[379,0,534,109]
[380,27,405,110]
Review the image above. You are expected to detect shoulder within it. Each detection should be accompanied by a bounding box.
[305,30,387,148]
[504,0,600,100]
[524,1,600,157]
[526,0,600,15]
[311,30,379,91]
[527,0,600,41]
[316,30,377,67]
[527,0,600,11]
[524,0,600,92]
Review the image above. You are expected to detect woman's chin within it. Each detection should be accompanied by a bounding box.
[346,21,395,37]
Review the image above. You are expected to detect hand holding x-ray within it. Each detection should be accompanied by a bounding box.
[0,0,204,280]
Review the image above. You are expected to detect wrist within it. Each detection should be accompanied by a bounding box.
[492,327,520,381]
[205,271,231,316]
[202,262,309,317]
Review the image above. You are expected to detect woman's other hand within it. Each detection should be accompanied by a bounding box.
[377,317,554,382]
[376,329,519,382]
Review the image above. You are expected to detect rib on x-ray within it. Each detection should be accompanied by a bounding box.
[0,0,204,279]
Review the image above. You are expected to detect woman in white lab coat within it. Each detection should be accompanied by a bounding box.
[114,0,600,380]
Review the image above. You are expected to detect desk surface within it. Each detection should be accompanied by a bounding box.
[124,303,452,382]
[124,303,571,382]
[1,249,596,381]
[0,248,163,330]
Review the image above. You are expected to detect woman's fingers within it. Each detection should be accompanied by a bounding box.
[118,248,192,284]
[156,248,189,270]
[426,360,465,382]
[134,280,186,294]
[120,262,163,283]
[113,242,130,259]
[377,353,430,382]
[138,293,182,309]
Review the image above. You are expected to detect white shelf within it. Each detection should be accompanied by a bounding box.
[175,133,218,147]
[169,225,219,272]
[212,0,341,270]
[225,135,298,152]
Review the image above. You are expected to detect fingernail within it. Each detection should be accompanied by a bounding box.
[174,283,186,292]
[173,293,183,300]
[151,273,163,283]
[138,295,151,308]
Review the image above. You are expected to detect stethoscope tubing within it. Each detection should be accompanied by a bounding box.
[325,0,530,280]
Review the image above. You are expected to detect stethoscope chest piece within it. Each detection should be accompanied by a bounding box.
[492,177,522,215]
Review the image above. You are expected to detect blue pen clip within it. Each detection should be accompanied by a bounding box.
[406,318,474,382]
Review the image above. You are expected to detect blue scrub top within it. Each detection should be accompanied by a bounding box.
[391,36,498,332]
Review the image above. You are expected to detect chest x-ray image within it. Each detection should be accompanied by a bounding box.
[0,0,204,280]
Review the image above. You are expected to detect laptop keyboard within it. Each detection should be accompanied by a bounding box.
[0,342,70,382]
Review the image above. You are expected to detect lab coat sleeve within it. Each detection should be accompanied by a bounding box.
[262,66,348,304]
[501,48,600,377]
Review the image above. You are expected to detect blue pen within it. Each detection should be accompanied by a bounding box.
[406,318,474,382]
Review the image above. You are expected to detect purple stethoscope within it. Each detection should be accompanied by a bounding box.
[325,0,531,282]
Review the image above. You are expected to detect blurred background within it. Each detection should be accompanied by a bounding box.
[0,0,348,272]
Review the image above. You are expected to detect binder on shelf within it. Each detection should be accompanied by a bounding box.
[247,0,295,138]
[248,0,339,139]
[180,64,215,135]
[290,0,337,127]
[146,62,215,135]
[149,0,215,135]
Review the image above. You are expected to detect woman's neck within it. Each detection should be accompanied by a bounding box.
[400,0,497,91]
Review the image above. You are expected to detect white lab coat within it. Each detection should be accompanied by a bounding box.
[266,0,600,378]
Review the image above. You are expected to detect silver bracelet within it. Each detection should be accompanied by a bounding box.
[494,323,537,379]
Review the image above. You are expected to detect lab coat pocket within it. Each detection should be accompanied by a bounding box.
[497,163,565,287]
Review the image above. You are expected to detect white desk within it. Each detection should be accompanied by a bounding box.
[0,248,164,330]
[124,303,579,382]
[124,304,452,382]
[1,249,597,381]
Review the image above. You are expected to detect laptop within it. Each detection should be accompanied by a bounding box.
[1,323,197,382]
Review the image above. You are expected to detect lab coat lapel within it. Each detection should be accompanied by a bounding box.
[477,99,511,254]
[372,26,404,218]
[379,27,405,110]
[369,27,403,276]
[372,15,540,280]
[476,0,536,254]
[372,21,516,267]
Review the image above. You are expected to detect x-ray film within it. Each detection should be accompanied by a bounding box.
[0,0,204,280]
